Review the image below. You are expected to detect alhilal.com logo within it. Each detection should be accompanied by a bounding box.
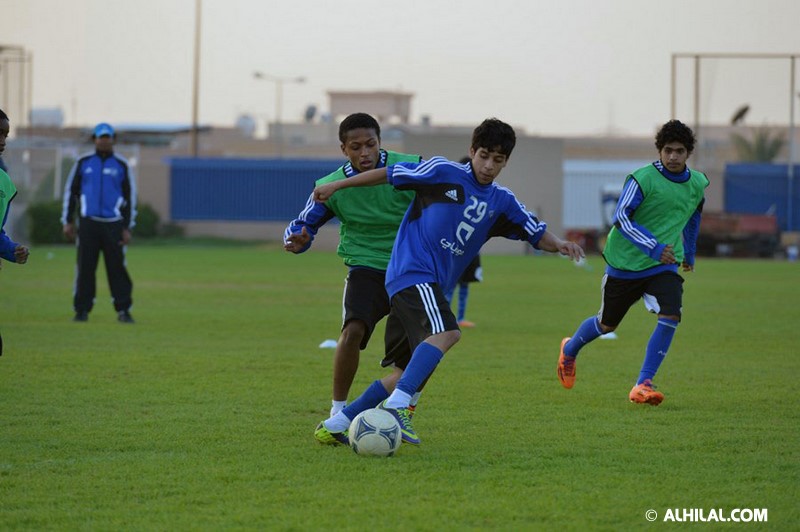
[645,508,767,523]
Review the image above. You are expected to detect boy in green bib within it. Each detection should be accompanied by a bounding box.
[284,113,421,439]
[0,109,31,355]
[557,120,708,405]
[0,109,30,267]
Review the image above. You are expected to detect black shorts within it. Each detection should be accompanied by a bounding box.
[599,272,684,327]
[385,283,460,363]
[380,310,413,370]
[342,267,391,349]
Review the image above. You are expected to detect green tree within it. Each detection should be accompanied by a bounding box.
[730,127,785,162]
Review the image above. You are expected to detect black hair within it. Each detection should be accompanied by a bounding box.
[0,109,8,121]
[338,113,380,143]
[655,119,696,153]
[471,118,516,158]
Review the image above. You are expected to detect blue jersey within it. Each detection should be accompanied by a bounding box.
[61,150,136,228]
[385,156,547,298]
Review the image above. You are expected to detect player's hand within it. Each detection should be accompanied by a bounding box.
[313,182,339,202]
[559,241,585,262]
[120,228,132,246]
[681,261,694,272]
[14,245,29,264]
[660,244,677,264]
[284,226,311,253]
[63,223,76,242]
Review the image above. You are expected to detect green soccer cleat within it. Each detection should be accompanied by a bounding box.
[379,401,420,445]
[314,421,349,445]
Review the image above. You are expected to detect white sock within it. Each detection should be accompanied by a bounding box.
[409,392,422,407]
[330,400,347,417]
[324,411,351,433]
[384,390,412,409]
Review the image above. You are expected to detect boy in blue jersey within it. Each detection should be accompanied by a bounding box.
[313,118,585,444]
[557,120,708,405]
[284,113,423,429]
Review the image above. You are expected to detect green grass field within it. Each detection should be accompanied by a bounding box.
[1,242,798,530]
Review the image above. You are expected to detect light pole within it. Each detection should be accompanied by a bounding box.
[253,71,305,156]
[190,0,202,157]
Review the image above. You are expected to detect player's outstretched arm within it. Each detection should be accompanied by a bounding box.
[537,231,585,262]
[313,167,389,202]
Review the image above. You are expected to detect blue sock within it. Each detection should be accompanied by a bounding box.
[457,283,469,321]
[637,318,678,385]
[341,380,389,421]
[396,343,444,397]
[564,316,603,357]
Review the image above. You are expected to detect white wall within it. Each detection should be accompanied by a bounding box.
[562,159,649,229]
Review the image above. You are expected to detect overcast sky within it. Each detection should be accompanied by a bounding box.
[2,0,799,137]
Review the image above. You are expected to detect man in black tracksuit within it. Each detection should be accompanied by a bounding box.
[61,122,137,323]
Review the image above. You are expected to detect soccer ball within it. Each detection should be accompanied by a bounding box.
[348,408,402,457]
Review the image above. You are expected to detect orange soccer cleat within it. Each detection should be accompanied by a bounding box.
[557,337,576,389]
[628,380,665,406]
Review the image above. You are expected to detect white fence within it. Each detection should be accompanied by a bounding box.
[1,139,139,239]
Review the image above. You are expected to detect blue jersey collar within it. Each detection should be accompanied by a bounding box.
[653,160,690,183]
[343,149,388,178]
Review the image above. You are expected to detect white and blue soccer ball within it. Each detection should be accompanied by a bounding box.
[348,408,402,457]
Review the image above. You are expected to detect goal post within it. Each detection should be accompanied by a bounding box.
[670,52,798,230]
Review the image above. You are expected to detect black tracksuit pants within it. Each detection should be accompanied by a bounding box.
[73,218,133,313]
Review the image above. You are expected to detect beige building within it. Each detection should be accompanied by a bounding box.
[7,91,797,252]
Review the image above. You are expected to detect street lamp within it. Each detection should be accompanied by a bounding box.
[253,71,306,155]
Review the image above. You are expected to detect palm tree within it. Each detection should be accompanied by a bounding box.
[730,127,785,162]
